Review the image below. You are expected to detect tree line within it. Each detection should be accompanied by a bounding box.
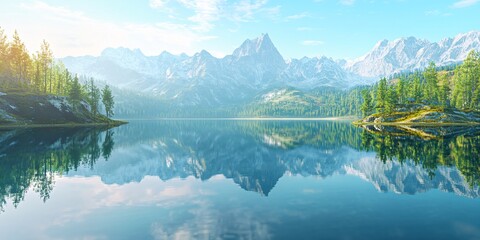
[361,50,480,116]
[0,28,114,118]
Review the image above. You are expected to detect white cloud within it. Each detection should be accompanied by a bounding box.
[286,12,309,20]
[150,0,170,9]
[10,1,216,57]
[232,0,269,22]
[302,40,324,46]
[452,0,479,8]
[177,0,224,32]
[297,27,313,31]
[150,0,274,25]
[340,0,355,5]
[425,9,441,16]
[425,9,452,16]
[5,0,278,57]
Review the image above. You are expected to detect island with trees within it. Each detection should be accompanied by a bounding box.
[0,28,123,127]
[356,50,480,127]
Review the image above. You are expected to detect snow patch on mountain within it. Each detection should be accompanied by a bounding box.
[346,31,480,77]
[262,89,288,102]
[61,31,480,106]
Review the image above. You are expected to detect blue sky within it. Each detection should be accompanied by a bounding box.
[0,0,479,59]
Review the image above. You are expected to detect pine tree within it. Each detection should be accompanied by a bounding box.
[411,75,422,102]
[39,40,53,93]
[8,31,31,86]
[438,73,450,107]
[87,79,101,118]
[396,77,406,104]
[0,27,8,79]
[102,85,114,118]
[360,89,373,117]
[452,51,480,109]
[375,78,387,113]
[385,85,397,113]
[68,75,82,109]
[424,62,439,104]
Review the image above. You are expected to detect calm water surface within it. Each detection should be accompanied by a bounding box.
[0,120,479,240]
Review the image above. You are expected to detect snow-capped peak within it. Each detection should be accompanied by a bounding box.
[346,30,480,77]
[232,33,282,59]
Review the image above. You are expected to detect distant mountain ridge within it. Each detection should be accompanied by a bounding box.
[346,31,480,77]
[62,31,480,107]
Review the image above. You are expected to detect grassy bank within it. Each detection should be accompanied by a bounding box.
[354,107,480,126]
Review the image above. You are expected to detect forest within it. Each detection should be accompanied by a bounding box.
[239,87,366,118]
[360,50,480,117]
[0,28,114,119]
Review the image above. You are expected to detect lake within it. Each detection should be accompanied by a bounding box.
[0,120,479,240]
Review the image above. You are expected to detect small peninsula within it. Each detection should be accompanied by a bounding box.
[0,92,124,127]
[0,30,123,128]
[355,106,480,126]
[355,50,480,127]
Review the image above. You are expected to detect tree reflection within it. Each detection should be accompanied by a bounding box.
[360,126,480,187]
[0,127,116,212]
[2,121,480,212]
[102,130,115,160]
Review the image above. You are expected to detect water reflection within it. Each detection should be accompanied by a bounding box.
[72,121,367,195]
[360,125,480,187]
[0,127,115,211]
[1,121,480,212]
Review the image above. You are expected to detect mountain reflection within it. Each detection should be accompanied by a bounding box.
[1,121,480,211]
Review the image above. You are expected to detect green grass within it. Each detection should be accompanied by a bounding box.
[354,107,480,126]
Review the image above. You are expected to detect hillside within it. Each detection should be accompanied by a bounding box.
[0,91,121,126]
[239,87,364,117]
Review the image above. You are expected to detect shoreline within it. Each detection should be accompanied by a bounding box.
[352,121,480,126]
[120,116,357,121]
[0,120,128,129]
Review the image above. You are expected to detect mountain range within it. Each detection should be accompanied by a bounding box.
[62,31,480,107]
[67,121,479,198]
[1,120,478,199]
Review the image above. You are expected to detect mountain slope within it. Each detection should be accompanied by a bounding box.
[62,31,480,107]
[346,31,480,77]
[62,34,363,107]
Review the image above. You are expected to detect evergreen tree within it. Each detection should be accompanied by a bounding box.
[423,62,439,104]
[8,31,30,86]
[360,89,373,117]
[102,85,114,118]
[375,78,388,113]
[438,73,450,107]
[0,27,8,80]
[87,79,101,118]
[39,40,53,93]
[68,75,82,109]
[385,85,397,113]
[411,75,422,102]
[452,51,480,109]
[396,77,406,104]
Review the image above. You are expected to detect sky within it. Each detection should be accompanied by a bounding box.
[0,0,479,60]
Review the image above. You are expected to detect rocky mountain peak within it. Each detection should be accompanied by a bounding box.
[232,33,284,62]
